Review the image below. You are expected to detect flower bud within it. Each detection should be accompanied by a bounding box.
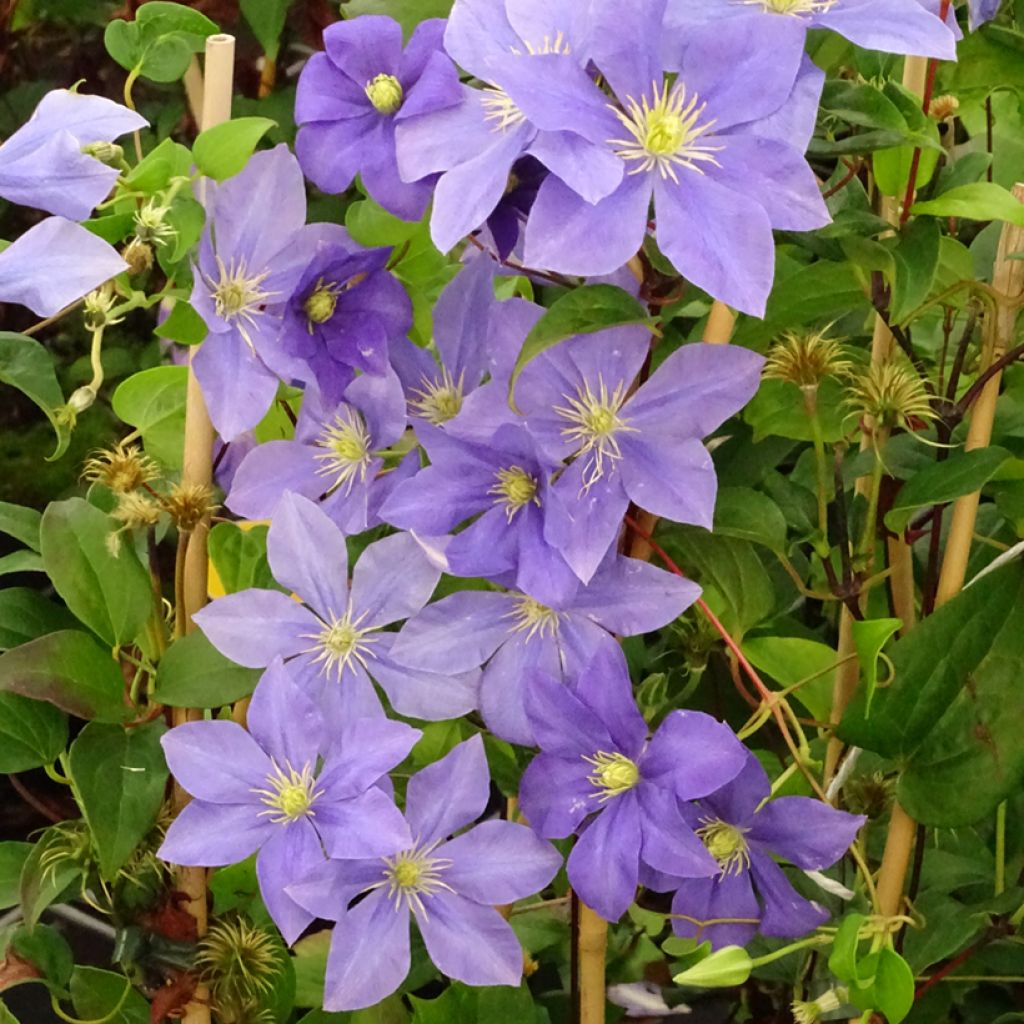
[81,140,124,166]
[792,987,847,1023]
[68,385,97,414]
[672,946,753,988]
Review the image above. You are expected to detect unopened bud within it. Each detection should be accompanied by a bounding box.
[68,386,97,414]
[81,141,124,166]
[364,73,403,114]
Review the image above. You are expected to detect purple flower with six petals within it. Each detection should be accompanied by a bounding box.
[288,736,561,1010]
[158,658,418,943]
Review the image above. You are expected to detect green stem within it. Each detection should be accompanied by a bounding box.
[805,388,832,558]
[857,430,889,565]
[750,934,831,969]
[995,800,1007,897]
[123,65,143,163]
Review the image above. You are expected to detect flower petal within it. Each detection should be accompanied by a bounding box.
[161,720,270,803]
[316,788,412,859]
[158,800,270,866]
[748,850,829,938]
[670,872,760,950]
[319,716,421,799]
[247,658,324,770]
[257,821,323,944]
[641,711,747,801]
[406,735,489,845]
[751,798,864,869]
[568,792,642,922]
[519,753,595,838]
[350,532,441,628]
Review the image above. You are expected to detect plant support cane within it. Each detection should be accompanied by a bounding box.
[875,183,1024,921]
[173,33,236,1024]
[578,299,739,1024]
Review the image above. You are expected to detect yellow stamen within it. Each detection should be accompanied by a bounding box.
[696,817,752,876]
[365,73,403,114]
[302,607,379,679]
[409,368,465,425]
[313,409,374,495]
[584,751,640,802]
[252,761,323,824]
[488,465,540,521]
[374,841,455,918]
[505,594,562,641]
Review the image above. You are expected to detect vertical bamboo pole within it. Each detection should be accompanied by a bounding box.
[171,34,235,1024]
[874,184,1024,919]
[825,58,930,784]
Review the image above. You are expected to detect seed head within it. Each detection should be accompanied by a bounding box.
[930,94,959,121]
[164,482,217,532]
[83,444,160,494]
[844,360,936,433]
[83,287,123,330]
[123,237,154,275]
[197,917,287,1017]
[111,491,163,530]
[763,328,852,391]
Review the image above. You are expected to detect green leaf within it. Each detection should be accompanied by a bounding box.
[68,720,167,879]
[0,693,67,772]
[0,501,41,551]
[193,117,277,181]
[19,827,84,929]
[871,948,915,1024]
[153,301,208,347]
[839,562,1024,765]
[0,588,78,651]
[241,0,291,58]
[0,551,45,578]
[0,333,69,461]
[507,285,651,402]
[112,365,189,469]
[0,630,132,723]
[884,447,1011,533]
[104,19,143,70]
[712,486,788,552]
[912,182,1024,226]
[9,923,73,988]
[0,1001,19,1023]
[341,0,453,37]
[208,522,275,594]
[153,629,261,707]
[123,137,192,194]
[852,617,902,716]
[890,217,940,324]
[744,377,847,443]
[40,498,154,647]
[0,842,32,910]
[742,636,836,721]
[70,967,148,1024]
[134,0,218,40]
[828,913,867,983]
[292,930,331,1008]
[672,945,752,988]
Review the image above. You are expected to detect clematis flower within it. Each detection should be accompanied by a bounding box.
[389,252,540,442]
[194,492,479,721]
[520,8,831,315]
[0,89,146,220]
[190,145,318,441]
[380,421,580,605]
[267,223,413,408]
[158,658,418,943]
[0,216,127,317]
[665,0,955,59]
[662,753,865,949]
[389,553,700,745]
[516,330,763,583]
[226,370,407,533]
[287,736,562,1011]
[966,0,999,29]
[481,155,547,260]
[295,16,460,220]
[396,0,624,253]
[519,646,748,921]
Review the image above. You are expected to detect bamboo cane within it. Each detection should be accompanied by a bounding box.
[171,34,235,1024]
[873,184,1024,921]
[825,58,931,785]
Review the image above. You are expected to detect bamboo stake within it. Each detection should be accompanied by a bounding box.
[171,34,235,1024]
[579,905,608,1024]
[874,184,1024,922]
[825,58,930,785]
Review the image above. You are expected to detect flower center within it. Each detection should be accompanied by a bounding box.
[253,761,322,824]
[506,594,562,641]
[379,842,454,917]
[304,278,342,328]
[314,409,374,495]
[610,80,723,182]
[303,608,379,679]
[409,369,465,425]
[206,255,275,348]
[584,751,640,802]
[365,73,403,114]
[696,817,751,876]
[482,87,527,132]
[740,0,835,13]
[553,375,637,490]
[488,465,540,521]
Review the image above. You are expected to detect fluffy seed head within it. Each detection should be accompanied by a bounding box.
[845,360,936,433]
[164,482,217,532]
[197,917,287,1014]
[763,328,852,390]
[83,444,160,493]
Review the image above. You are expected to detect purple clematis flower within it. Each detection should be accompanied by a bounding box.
[660,752,864,949]
[521,8,830,315]
[380,421,580,606]
[287,736,562,1011]
[389,252,539,443]
[227,370,407,533]
[482,155,547,260]
[0,89,146,220]
[396,0,624,253]
[516,330,763,583]
[665,0,955,59]
[967,0,999,29]
[190,145,319,441]
[296,16,460,221]
[0,216,127,317]
[158,657,418,944]
[194,492,479,721]
[266,223,413,407]
[389,554,700,745]
[519,646,748,922]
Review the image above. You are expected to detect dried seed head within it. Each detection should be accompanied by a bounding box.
[164,482,217,532]
[791,988,847,1024]
[83,445,160,494]
[844,360,935,433]
[123,237,154,275]
[111,491,163,530]
[763,327,852,390]
[198,918,287,1015]
[930,94,959,121]
[843,771,894,819]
